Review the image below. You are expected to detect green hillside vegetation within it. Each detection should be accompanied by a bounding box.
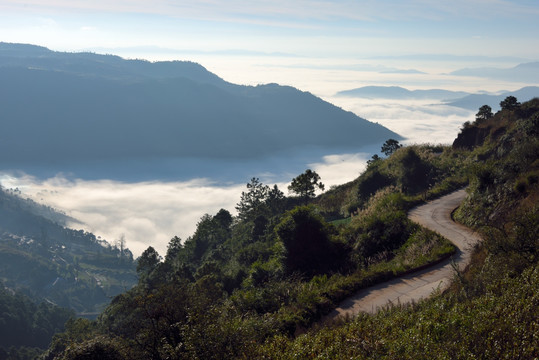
[0,285,73,359]
[0,188,137,315]
[248,97,539,359]
[41,98,538,359]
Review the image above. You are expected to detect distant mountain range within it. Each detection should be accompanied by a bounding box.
[443,86,539,110]
[0,43,399,175]
[368,54,532,63]
[336,86,469,100]
[449,62,539,83]
[336,85,539,111]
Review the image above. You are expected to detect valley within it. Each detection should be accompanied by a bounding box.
[1,1,538,358]
[0,43,537,359]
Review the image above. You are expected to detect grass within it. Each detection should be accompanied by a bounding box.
[274,224,457,332]
[329,217,351,226]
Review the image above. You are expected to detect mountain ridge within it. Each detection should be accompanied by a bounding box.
[336,84,539,111]
[444,85,539,110]
[336,85,469,100]
[0,43,399,180]
[449,61,539,83]
[0,42,226,85]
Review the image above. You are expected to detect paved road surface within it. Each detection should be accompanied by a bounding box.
[324,189,481,318]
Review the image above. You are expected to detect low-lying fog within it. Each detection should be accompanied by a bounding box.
[0,98,473,257]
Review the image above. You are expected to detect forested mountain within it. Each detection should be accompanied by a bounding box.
[38,98,538,359]
[0,187,137,315]
[0,43,399,175]
[0,285,73,359]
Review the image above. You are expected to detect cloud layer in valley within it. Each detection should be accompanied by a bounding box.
[328,97,475,145]
[0,96,476,257]
[0,175,245,257]
[0,148,377,258]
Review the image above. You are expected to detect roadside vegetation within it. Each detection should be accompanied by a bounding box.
[37,97,539,359]
[250,97,539,359]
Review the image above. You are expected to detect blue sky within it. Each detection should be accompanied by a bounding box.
[1,0,539,58]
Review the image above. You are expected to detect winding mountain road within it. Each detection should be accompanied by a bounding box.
[325,189,481,319]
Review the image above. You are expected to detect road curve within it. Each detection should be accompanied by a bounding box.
[324,189,481,319]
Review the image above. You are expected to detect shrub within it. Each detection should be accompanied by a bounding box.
[275,206,343,276]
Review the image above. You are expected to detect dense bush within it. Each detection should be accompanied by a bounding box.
[275,206,346,276]
[0,286,73,350]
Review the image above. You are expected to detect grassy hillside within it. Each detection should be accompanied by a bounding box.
[40,98,538,359]
[248,98,539,359]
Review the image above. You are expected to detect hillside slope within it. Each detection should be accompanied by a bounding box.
[324,189,481,318]
[39,98,538,359]
[0,187,137,314]
[0,43,399,175]
[250,98,539,359]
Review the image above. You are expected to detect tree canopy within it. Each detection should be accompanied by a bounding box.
[275,206,341,276]
[136,246,161,277]
[381,139,402,156]
[236,178,285,221]
[236,178,270,220]
[288,169,325,198]
[500,95,520,111]
[476,104,493,123]
[0,286,73,346]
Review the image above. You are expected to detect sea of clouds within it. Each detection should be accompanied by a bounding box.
[0,99,472,257]
[0,54,504,256]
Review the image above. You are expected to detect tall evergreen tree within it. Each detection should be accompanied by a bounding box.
[288,169,325,198]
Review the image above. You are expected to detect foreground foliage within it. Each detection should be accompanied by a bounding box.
[42,98,539,359]
[250,97,539,359]
[0,285,73,360]
[254,262,538,359]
